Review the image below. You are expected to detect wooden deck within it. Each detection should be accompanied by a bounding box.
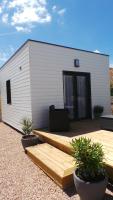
[26,120,113,188]
[34,129,72,154]
[34,120,113,180]
[26,143,75,189]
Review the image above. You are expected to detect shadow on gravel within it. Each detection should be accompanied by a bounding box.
[105,194,113,200]
[63,185,77,197]
[105,183,113,200]
[107,182,113,191]
[105,192,113,200]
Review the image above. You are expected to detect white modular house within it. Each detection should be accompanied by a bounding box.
[0,39,111,131]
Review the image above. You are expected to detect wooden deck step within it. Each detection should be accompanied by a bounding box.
[33,129,113,181]
[26,143,75,189]
[33,130,73,155]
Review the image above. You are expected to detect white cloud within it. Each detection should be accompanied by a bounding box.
[0,52,8,62]
[2,13,8,23]
[39,0,47,5]
[0,0,51,32]
[52,6,66,16]
[9,45,15,54]
[0,46,15,66]
[0,7,2,13]
[94,49,100,53]
[110,64,113,68]
[57,8,66,16]
[52,5,57,12]
[52,5,66,25]
[0,31,17,37]
[15,26,31,32]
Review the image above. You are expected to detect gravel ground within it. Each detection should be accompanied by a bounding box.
[0,122,113,200]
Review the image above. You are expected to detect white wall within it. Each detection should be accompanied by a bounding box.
[0,43,32,131]
[0,40,111,131]
[29,41,111,129]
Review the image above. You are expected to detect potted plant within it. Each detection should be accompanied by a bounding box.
[93,105,104,118]
[21,118,38,149]
[71,137,107,200]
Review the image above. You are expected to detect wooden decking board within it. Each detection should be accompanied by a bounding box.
[34,130,72,155]
[27,144,75,176]
[26,143,75,188]
[38,145,74,170]
[27,149,65,187]
[39,143,72,161]
[31,120,113,186]
[28,147,65,177]
[34,125,113,182]
[37,147,73,171]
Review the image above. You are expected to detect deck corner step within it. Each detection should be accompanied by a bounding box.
[33,130,73,155]
[26,143,75,189]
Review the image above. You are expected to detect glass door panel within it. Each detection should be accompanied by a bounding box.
[63,72,91,120]
[76,76,87,119]
[63,75,74,119]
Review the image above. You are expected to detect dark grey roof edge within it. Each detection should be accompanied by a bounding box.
[0,39,109,71]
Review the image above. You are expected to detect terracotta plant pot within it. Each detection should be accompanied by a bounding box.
[21,135,39,149]
[73,169,108,200]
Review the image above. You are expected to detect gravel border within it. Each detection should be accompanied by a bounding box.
[0,122,113,200]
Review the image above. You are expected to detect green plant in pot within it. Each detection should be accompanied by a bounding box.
[21,118,38,150]
[71,137,107,200]
[93,105,104,118]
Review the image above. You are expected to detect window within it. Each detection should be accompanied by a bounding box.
[6,80,11,104]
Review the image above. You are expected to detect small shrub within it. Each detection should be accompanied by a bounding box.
[21,118,32,135]
[93,105,104,118]
[71,137,105,182]
[110,88,113,96]
[110,82,113,96]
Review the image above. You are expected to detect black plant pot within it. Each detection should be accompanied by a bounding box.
[73,170,108,200]
[94,112,102,118]
[21,135,39,149]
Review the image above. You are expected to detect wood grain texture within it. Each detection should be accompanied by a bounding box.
[34,122,113,182]
[34,130,72,155]
[26,143,75,189]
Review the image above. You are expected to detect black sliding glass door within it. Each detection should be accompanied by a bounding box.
[63,71,91,120]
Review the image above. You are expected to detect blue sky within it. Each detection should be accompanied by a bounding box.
[0,0,113,67]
